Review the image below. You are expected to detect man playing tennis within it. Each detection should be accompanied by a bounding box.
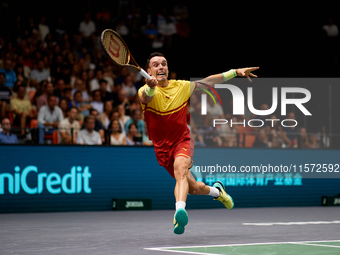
[138,52,259,234]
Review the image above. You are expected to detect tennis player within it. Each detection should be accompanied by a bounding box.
[138,52,259,234]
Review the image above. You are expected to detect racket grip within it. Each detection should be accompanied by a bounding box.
[139,69,151,80]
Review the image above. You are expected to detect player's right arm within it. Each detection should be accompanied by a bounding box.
[139,77,158,104]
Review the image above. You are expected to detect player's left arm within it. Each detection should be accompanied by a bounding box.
[191,67,259,93]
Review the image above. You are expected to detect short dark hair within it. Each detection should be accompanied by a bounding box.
[63,87,72,93]
[47,94,55,101]
[146,52,165,68]
[84,115,95,123]
[109,119,122,133]
[92,89,100,97]
[99,79,107,84]
[128,122,137,131]
[89,108,98,115]
[67,106,78,112]
[17,85,26,90]
[74,90,82,96]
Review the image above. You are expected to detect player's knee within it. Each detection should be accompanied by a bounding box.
[174,157,190,180]
[174,166,188,181]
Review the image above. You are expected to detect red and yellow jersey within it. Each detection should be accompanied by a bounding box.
[138,80,195,150]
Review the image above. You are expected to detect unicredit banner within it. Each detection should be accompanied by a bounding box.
[0,145,340,213]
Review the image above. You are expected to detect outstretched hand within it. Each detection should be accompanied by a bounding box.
[235,67,259,82]
[146,76,158,89]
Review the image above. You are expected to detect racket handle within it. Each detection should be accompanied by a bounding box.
[139,69,151,80]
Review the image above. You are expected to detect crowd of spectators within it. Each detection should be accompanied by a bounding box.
[0,2,335,148]
[0,1,189,145]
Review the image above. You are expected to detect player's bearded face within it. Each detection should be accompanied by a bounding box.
[148,56,169,82]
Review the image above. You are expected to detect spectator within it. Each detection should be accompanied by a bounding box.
[206,94,224,118]
[254,103,271,129]
[142,128,153,146]
[37,95,63,144]
[158,17,177,48]
[130,94,141,112]
[72,90,91,120]
[252,129,269,148]
[298,127,310,148]
[125,122,142,146]
[90,69,111,92]
[189,122,205,147]
[309,134,320,149]
[36,82,59,110]
[156,7,168,29]
[99,100,113,129]
[173,2,189,21]
[10,85,34,136]
[114,66,129,85]
[14,63,29,86]
[268,129,284,148]
[124,109,145,135]
[54,17,67,41]
[82,108,105,143]
[122,74,137,100]
[218,116,238,147]
[0,73,12,118]
[63,88,73,107]
[29,59,50,88]
[76,115,102,145]
[103,66,115,91]
[99,79,114,103]
[323,17,338,37]
[117,103,130,126]
[176,17,190,39]
[116,20,129,37]
[281,112,299,148]
[0,59,17,89]
[113,89,130,116]
[316,125,330,148]
[58,98,68,118]
[0,118,18,144]
[72,78,90,102]
[144,23,158,44]
[58,107,80,144]
[38,16,50,42]
[109,119,126,145]
[91,89,104,114]
[199,113,222,147]
[79,13,96,40]
[53,79,65,100]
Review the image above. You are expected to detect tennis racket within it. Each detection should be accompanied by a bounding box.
[101,29,151,80]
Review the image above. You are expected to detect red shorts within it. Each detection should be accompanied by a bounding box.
[154,134,194,179]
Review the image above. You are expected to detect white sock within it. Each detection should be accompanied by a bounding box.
[208,187,220,198]
[175,201,186,211]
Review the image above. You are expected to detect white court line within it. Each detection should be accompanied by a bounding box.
[295,242,340,249]
[145,248,222,255]
[144,240,340,252]
[243,220,340,226]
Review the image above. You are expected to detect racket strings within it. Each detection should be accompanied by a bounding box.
[103,32,129,65]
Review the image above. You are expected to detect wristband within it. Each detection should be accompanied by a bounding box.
[145,86,155,97]
[222,69,237,81]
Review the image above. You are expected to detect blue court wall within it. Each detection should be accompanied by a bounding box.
[0,145,339,213]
